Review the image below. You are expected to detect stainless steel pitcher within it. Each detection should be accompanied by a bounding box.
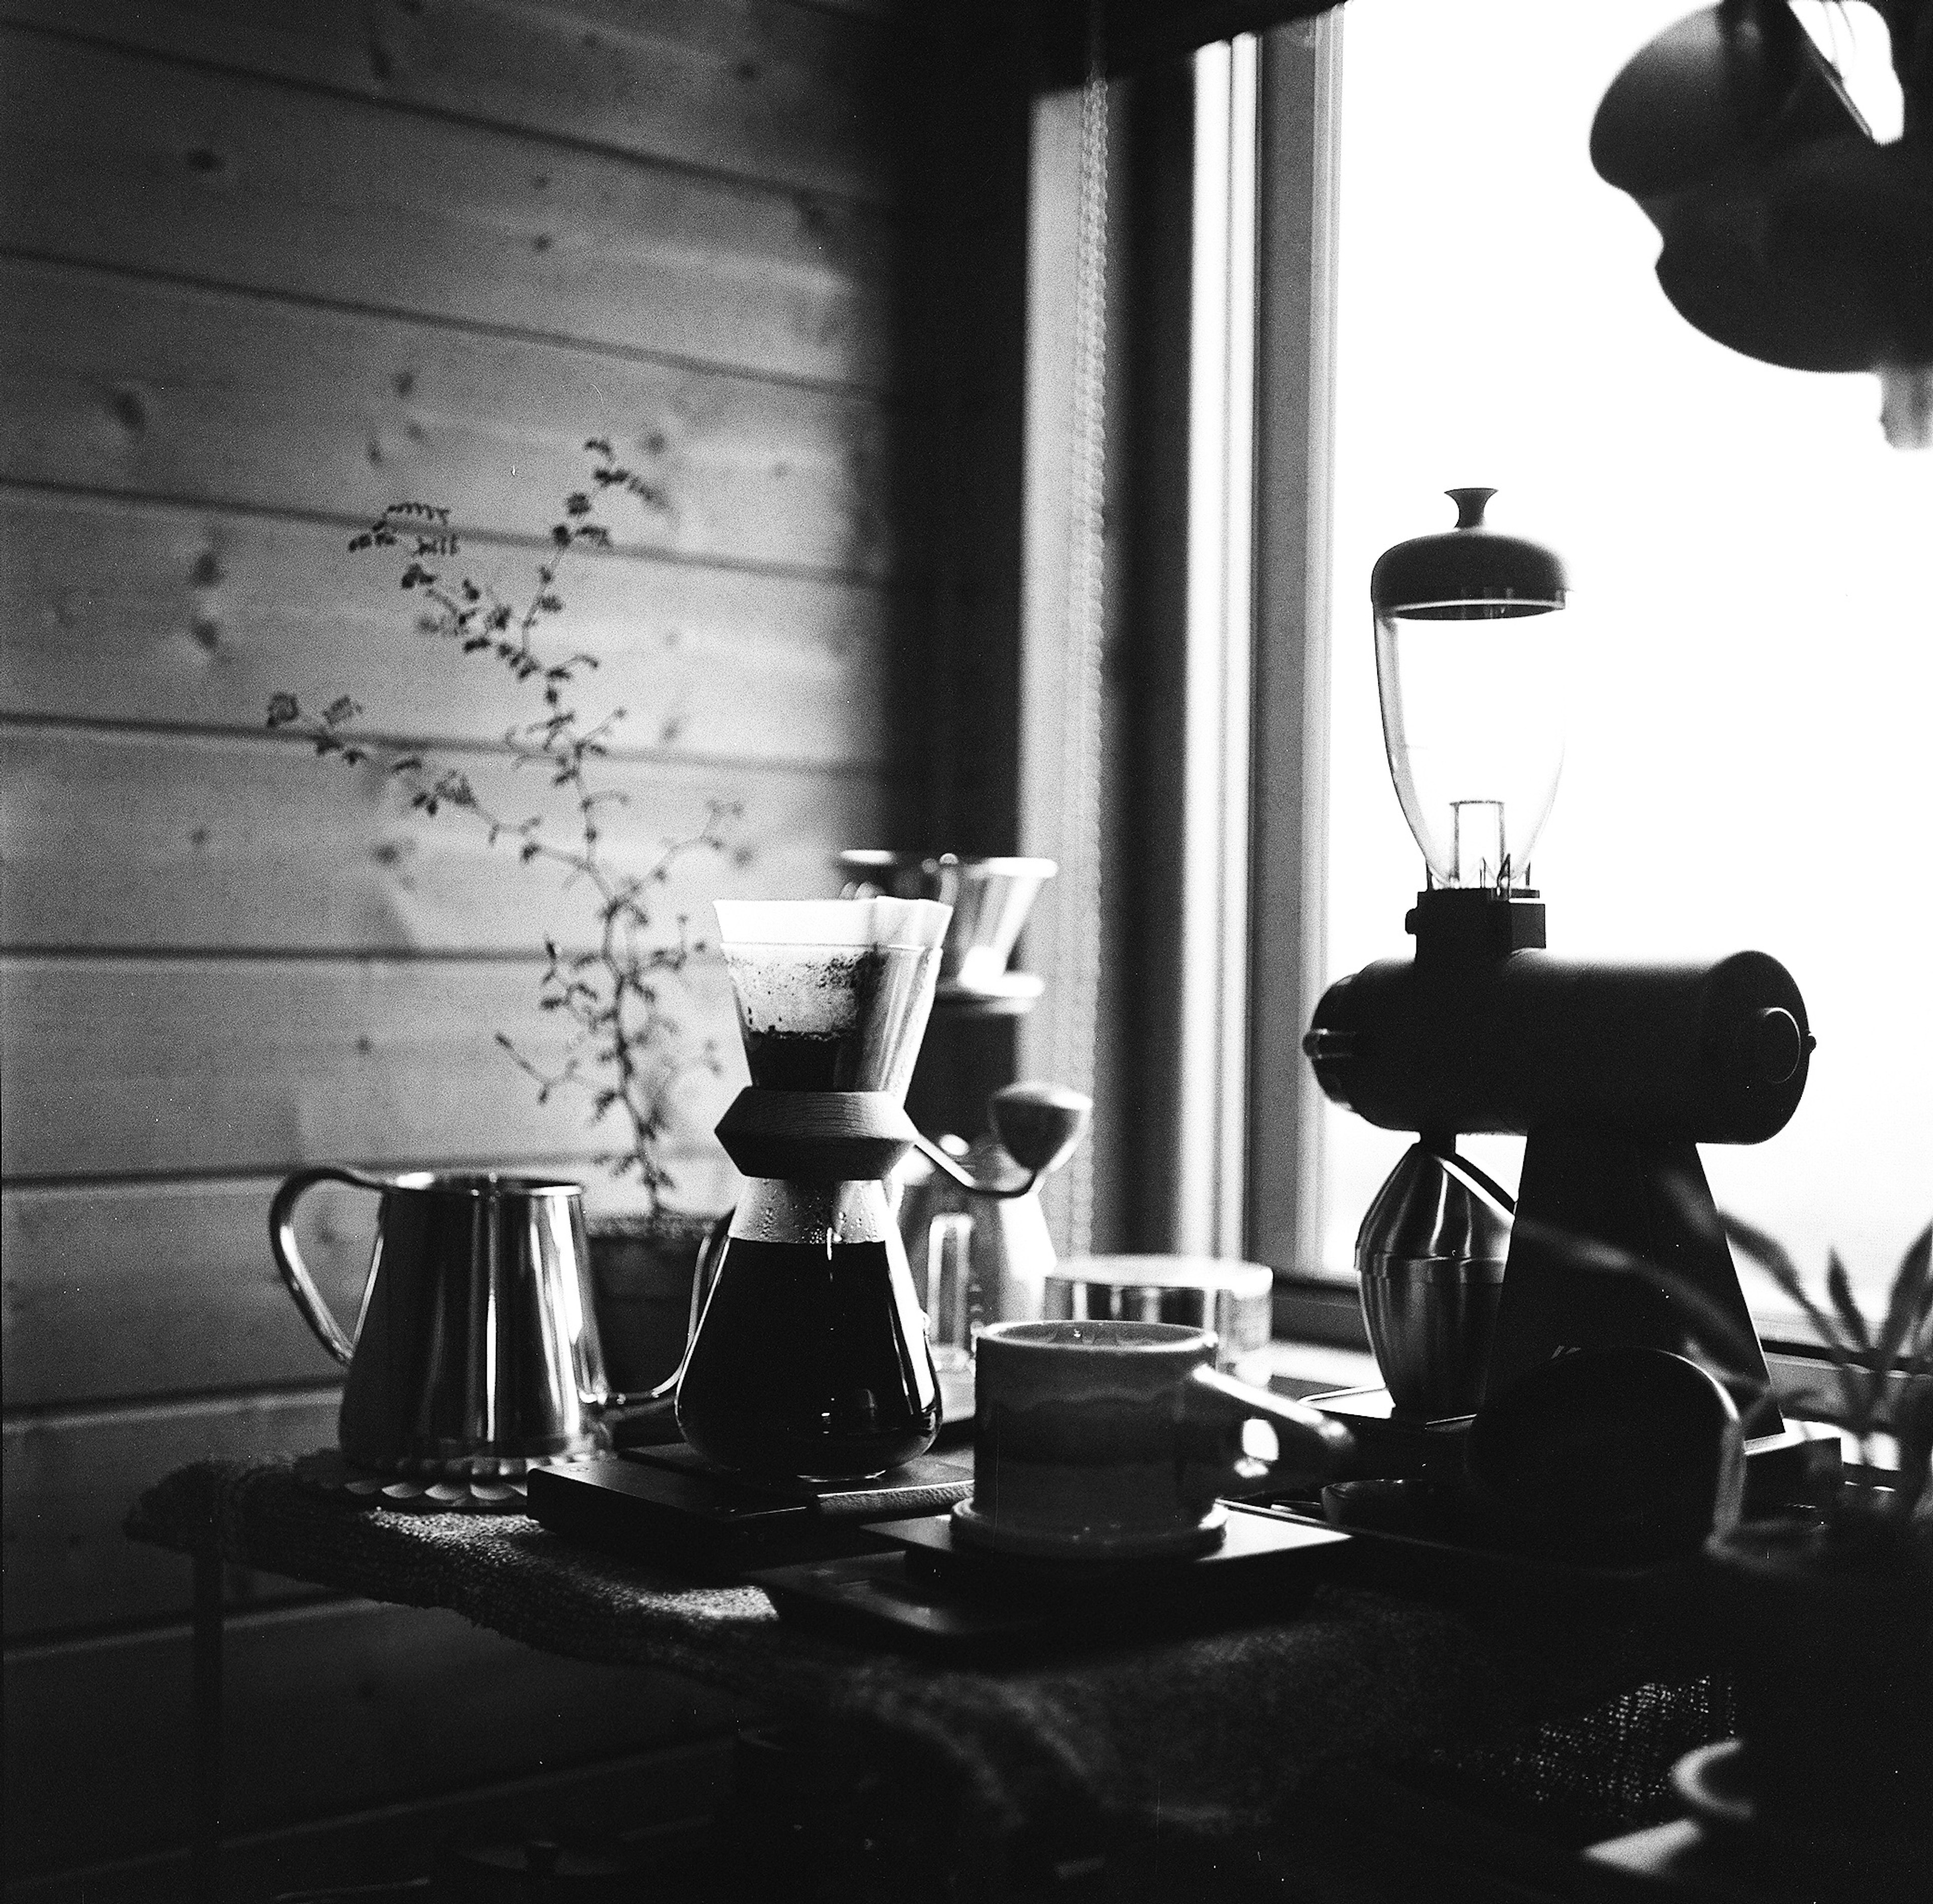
[270,1168,610,1477]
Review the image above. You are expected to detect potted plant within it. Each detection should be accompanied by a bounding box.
[268,439,737,1396]
[1568,1206,1930,1868]
[1698,1216,1931,1860]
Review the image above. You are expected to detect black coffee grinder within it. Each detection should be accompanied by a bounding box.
[1303,491,1815,1471]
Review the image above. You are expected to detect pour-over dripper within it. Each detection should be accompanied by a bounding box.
[715,898,950,1103]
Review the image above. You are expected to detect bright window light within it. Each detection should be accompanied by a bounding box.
[1791,1,1905,140]
[1322,0,1933,1323]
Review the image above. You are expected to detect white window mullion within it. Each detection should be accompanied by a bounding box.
[1178,37,1260,1260]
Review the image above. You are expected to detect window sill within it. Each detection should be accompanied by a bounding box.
[1255,1336,1379,1400]
[1271,1271,1369,1350]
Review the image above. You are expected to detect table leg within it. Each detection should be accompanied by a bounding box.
[191,1551,224,1902]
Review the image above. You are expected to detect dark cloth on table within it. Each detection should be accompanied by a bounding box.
[128,1460,1709,1845]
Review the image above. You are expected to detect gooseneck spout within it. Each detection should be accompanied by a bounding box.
[912,1081,1093,1199]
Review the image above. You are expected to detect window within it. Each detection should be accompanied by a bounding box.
[1319,0,1933,1326]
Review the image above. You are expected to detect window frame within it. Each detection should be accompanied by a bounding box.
[1011,16,1355,1312]
[1243,17,1354,1337]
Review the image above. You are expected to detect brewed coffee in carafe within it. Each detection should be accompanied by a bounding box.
[677,899,950,1482]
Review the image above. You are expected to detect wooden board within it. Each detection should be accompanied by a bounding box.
[0,1169,695,1409]
[0,954,758,1181]
[0,726,884,952]
[0,29,896,392]
[0,491,895,762]
[1,1178,367,1409]
[0,0,901,206]
[0,257,902,579]
[3,1596,745,1879]
[2,1391,345,1638]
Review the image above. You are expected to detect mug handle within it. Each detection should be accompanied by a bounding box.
[1181,1364,1355,1494]
[268,1165,388,1368]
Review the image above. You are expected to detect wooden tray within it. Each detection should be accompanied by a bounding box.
[749,1502,1351,1655]
[1241,1495,1704,1617]
[528,1443,973,1580]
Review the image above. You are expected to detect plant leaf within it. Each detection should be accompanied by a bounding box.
[1873,1224,1932,1377]
[1887,1376,1933,1520]
[1826,1250,1872,1352]
[1721,1210,1844,1351]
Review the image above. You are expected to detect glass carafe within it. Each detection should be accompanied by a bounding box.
[677,899,950,1482]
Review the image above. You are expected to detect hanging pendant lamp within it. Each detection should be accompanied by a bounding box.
[1591,0,1933,445]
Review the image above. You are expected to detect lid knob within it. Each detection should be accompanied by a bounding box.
[1370,487,1569,617]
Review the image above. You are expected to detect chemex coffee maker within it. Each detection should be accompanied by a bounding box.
[530,897,1089,1575]
[674,897,957,1480]
[1303,490,1815,1472]
[688,897,1090,1476]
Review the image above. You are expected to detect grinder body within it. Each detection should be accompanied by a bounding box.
[1306,892,1811,1403]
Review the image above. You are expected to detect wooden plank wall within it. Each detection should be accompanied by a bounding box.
[0,1,942,1888]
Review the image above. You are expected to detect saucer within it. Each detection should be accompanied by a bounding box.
[1672,1739,1933,1896]
[1672,1739,1755,1835]
[949,1497,1226,1562]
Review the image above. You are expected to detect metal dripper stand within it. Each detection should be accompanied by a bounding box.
[834,846,1093,1419]
[1299,492,1821,1507]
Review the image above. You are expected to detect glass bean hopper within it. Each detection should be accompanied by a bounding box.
[1371,487,1570,896]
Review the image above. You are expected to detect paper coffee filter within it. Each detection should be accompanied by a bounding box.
[713,898,951,949]
[717,899,948,1093]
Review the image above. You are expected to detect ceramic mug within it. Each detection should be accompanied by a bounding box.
[951,1320,1353,1560]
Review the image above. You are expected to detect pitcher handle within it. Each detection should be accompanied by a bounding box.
[643,1210,734,1401]
[268,1165,388,1368]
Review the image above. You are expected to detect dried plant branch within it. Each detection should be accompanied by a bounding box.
[268,441,737,1216]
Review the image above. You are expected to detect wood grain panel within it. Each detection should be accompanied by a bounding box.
[0,955,753,1182]
[0,30,895,391]
[0,0,900,206]
[1,727,880,951]
[2,1392,343,1638]
[2,1169,680,1409]
[0,258,900,578]
[0,491,893,761]
[3,1597,742,1879]
[1,1179,365,1407]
